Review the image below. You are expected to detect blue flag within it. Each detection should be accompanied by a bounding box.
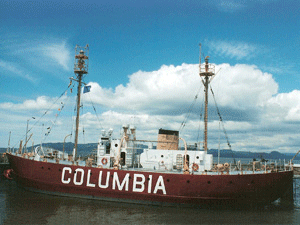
[83,85,91,93]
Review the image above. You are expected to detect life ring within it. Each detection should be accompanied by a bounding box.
[192,163,199,172]
[3,169,13,180]
[101,157,108,165]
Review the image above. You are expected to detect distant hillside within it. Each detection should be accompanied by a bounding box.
[1,142,299,160]
[0,142,92,156]
[207,149,299,160]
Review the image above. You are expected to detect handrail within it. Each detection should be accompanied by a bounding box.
[179,137,189,174]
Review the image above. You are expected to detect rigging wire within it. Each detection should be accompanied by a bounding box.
[196,95,204,145]
[42,102,65,143]
[70,85,77,139]
[210,85,236,163]
[80,102,86,144]
[179,85,203,132]
[87,92,103,129]
[12,84,73,149]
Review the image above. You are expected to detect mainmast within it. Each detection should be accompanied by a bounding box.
[199,55,215,153]
[73,44,89,160]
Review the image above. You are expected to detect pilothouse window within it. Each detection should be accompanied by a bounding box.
[106,143,111,154]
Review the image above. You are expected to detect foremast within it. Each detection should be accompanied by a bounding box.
[73,45,89,160]
[199,55,215,153]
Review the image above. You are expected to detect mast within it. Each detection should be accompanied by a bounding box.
[73,45,89,160]
[199,55,215,153]
[7,131,11,152]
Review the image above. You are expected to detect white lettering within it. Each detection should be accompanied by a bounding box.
[112,172,129,191]
[74,168,84,186]
[98,171,110,188]
[61,167,72,184]
[148,175,152,193]
[60,168,167,195]
[86,169,95,187]
[153,176,166,195]
[133,174,145,192]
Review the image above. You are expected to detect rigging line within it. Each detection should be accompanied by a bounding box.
[210,85,236,164]
[179,85,203,132]
[209,86,231,149]
[196,95,204,144]
[81,103,86,144]
[71,92,77,135]
[27,85,71,134]
[179,95,198,131]
[42,103,65,143]
[87,92,103,129]
[11,85,72,149]
[218,121,221,165]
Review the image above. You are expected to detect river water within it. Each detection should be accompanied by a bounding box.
[0,176,300,225]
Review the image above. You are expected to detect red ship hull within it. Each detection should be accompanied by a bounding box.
[7,154,293,206]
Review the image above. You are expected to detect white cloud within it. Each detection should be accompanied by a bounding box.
[264,90,300,122]
[79,62,300,152]
[0,59,36,82]
[213,0,276,13]
[1,38,72,80]
[1,62,300,153]
[84,63,278,113]
[83,63,200,112]
[216,0,246,12]
[0,96,67,111]
[212,63,278,109]
[36,41,72,71]
[206,40,260,60]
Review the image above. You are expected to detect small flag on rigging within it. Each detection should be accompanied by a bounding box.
[83,85,91,93]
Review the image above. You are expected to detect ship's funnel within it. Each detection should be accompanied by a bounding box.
[157,129,179,150]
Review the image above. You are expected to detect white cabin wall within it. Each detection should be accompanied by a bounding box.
[140,149,213,172]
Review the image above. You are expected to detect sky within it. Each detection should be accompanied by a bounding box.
[1,0,300,154]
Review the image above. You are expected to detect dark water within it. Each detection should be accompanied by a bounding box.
[1,177,300,225]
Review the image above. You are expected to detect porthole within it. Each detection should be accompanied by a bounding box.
[196,156,199,159]
[115,144,118,147]
[161,155,164,158]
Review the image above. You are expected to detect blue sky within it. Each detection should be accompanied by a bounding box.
[1,0,300,153]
